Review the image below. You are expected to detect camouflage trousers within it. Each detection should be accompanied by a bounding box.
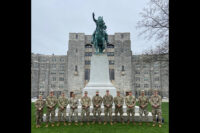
[69,108,78,122]
[46,108,56,123]
[92,107,101,122]
[58,108,67,122]
[104,107,112,122]
[36,110,43,125]
[139,107,149,122]
[152,108,162,124]
[81,107,90,122]
[126,107,135,122]
[115,106,123,122]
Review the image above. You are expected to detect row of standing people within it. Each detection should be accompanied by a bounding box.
[35,89,162,128]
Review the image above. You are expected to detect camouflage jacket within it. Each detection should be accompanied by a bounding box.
[149,95,162,109]
[69,97,78,109]
[92,95,102,107]
[138,95,149,109]
[125,95,136,108]
[58,96,68,109]
[114,95,124,107]
[46,95,57,108]
[35,99,45,110]
[81,96,91,108]
[103,95,113,107]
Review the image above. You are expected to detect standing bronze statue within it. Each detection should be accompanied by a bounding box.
[91,12,109,54]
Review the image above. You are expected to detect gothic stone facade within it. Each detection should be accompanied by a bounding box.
[31,33,168,99]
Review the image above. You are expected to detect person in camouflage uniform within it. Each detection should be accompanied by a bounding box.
[35,94,45,128]
[92,90,103,124]
[125,91,136,125]
[149,89,162,128]
[114,91,124,124]
[45,90,57,127]
[56,91,68,127]
[103,90,114,125]
[80,91,91,125]
[68,92,79,126]
[138,90,149,126]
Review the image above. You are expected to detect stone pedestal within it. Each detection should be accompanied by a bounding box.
[83,54,116,97]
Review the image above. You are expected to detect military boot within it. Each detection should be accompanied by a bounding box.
[51,123,55,127]
[104,122,107,125]
[64,122,67,126]
[127,121,130,124]
[152,123,156,127]
[57,122,60,127]
[110,122,113,125]
[159,124,162,128]
[45,123,48,128]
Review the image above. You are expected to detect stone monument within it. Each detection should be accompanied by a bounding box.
[83,13,116,97]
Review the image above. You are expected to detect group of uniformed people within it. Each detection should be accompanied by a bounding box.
[35,89,162,128]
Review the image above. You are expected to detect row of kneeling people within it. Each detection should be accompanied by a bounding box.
[35,89,163,128]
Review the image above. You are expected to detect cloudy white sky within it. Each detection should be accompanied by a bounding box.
[32,0,157,55]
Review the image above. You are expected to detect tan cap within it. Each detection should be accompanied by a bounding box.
[153,89,158,92]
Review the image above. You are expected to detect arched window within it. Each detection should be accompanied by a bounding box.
[85,44,92,48]
[107,44,114,48]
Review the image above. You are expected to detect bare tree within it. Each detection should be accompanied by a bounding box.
[137,0,169,47]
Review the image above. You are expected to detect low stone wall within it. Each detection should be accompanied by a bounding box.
[42,105,153,122]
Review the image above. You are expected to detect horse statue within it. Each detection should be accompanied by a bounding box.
[91,12,109,54]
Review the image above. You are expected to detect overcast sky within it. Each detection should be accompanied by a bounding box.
[32,0,157,55]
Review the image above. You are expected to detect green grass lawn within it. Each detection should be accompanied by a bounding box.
[31,102,168,133]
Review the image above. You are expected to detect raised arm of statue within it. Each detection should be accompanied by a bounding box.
[92,12,97,23]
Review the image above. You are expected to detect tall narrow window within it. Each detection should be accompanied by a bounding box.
[122,65,125,71]
[109,69,115,80]
[85,69,90,80]
[121,34,124,39]
[76,34,78,39]
[75,65,78,71]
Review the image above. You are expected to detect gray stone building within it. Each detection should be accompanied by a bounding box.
[31,32,168,99]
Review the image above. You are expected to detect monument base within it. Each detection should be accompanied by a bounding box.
[83,54,116,97]
[83,87,116,98]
